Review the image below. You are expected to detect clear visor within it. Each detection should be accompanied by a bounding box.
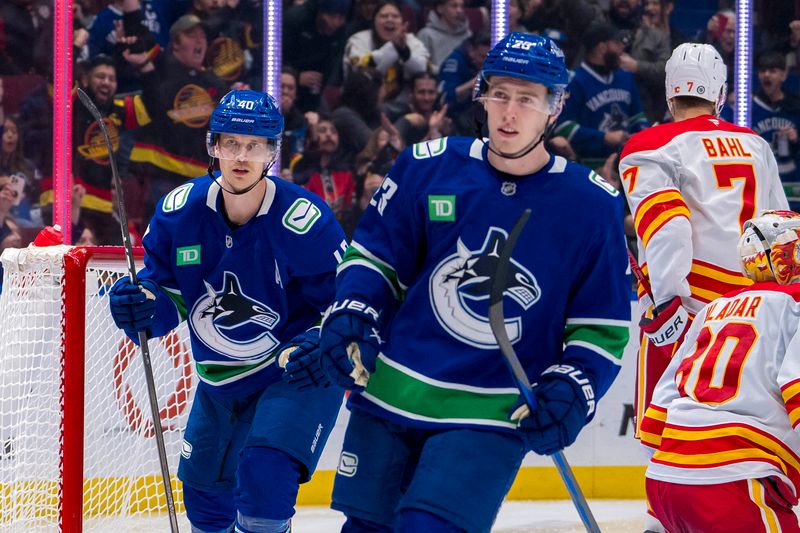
[206,133,279,164]
[474,75,562,115]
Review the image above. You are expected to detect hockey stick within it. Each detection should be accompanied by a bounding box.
[627,249,657,318]
[77,89,180,533]
[488,209,601,533]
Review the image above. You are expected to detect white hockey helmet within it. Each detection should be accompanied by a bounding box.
[665,43,727,116]
[738,210,800,285]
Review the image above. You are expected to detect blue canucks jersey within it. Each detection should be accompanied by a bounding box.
[555,62,649,167]
[138,173,347,398]
[336,137,631,431]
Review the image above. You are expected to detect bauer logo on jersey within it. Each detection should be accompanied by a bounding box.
[282,198,321,234]
[189,271,282,360]
[429,227,540,348]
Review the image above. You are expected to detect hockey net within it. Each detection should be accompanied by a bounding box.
[0,246,194,532]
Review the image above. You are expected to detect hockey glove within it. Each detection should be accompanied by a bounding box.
[319,300,381,390]
[511,364,595,456]
[639,296,690,357]
[279,328,331,390]
[109,277,159,337]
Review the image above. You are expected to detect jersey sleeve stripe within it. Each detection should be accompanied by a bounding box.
[782,379,800,428]
[162,288,187,321]
[553,121,580,142]
[640,405,667,448]
[687,261,753,304]
[338,244,406,300]
[349,241,408,290]
[564,323,628,361]
[634,190,690,248]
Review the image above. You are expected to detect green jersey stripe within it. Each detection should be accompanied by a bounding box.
[195,354,274,386]
[338,245,406,300]
[564,323,628,361]
[363,356,519,425]
[162,287,187,321]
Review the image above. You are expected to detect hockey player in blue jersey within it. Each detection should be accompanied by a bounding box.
[107,89,346,533]
[284,33,631,532]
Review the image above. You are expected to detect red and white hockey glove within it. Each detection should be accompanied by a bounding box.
[639,296,689,353]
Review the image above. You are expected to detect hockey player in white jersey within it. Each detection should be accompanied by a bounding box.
[618,43,789,442]
[640,210,800,533]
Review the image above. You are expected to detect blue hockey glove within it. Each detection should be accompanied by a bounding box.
[280,328,331,390]
[511,364,595,456]
[319,300,381,390]
[108,277,159,336]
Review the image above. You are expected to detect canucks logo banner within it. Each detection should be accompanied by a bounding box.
[189,271,281,360]
[429,227,540,349]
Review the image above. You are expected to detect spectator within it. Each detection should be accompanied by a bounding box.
[50,55,150,243]
[189,0,261,84]
[0,176,21,289]
[438,29,491,135]
[293,115,358,235]
[618,2,671,122]
[0,115,41,210]
[507,0,530,34]
[705,10,735,88]
[390,71,451,145]
[723,52,800,209]
[354,123,402,183]
[608,0,640,31]
[344,0,430,103]
[787,20,800,94]
[0,0,38,74]
[642,0,687,53]
[284,0,351,112]
[332,67,385,160]
[280,67,315,177]
[417,0,472,74]
[554,21,648,169]
[124,14,228,218]
[347,157,389,229]
[345,0,377,38]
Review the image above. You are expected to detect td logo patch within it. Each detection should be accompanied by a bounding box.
[338,452,359,477]
[176,245,201,266]
[283,198,321,234]
[428,195,456,221]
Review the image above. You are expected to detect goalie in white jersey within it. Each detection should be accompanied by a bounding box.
[641,210,800,533]
[618,43,789,441]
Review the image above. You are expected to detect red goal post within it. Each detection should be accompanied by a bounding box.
[0,245,193,531]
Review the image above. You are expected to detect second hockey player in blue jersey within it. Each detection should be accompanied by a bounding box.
[284,33,631,532]
[108,90,346,533]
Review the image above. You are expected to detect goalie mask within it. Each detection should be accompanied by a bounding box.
[206,89,283,165]
[474,32,568,116]
[738,210,800,285]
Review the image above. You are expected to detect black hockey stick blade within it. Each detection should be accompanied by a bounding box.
[488,208,601,533]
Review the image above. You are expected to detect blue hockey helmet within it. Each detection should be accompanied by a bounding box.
[475,32,569,115]
[206,89,283,163]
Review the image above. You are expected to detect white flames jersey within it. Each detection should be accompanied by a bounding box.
[640,283,800,499]
[619,115,788,315]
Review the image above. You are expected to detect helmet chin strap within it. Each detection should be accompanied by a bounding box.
[206,158,275,195]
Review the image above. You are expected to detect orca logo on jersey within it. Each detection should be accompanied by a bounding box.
[429,227,540,348]
[189,271,282,361]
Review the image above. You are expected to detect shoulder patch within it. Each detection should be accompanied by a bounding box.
[413,138,447,159]
[588,171,620,197]
[162,183,194,213]
[282,198,322,234]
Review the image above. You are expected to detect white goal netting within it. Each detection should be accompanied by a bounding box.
[0,246,194,532]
